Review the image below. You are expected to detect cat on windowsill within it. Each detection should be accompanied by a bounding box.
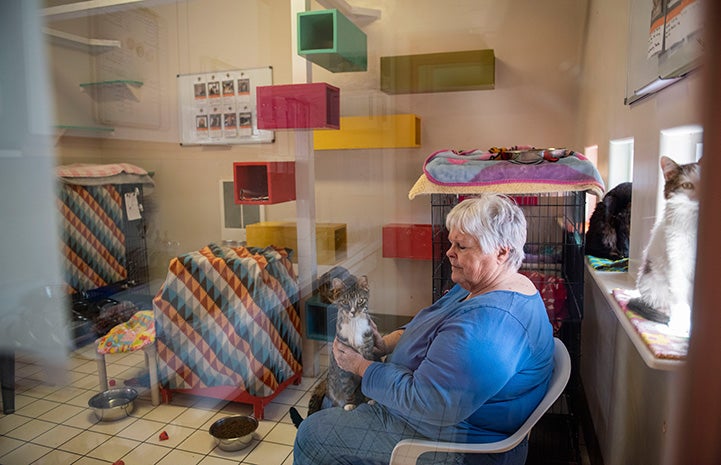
[627,156,701,336]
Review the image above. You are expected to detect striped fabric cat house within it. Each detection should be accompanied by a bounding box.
[56,163,154,293]
[58,183,128,292]
[152,243,302,419]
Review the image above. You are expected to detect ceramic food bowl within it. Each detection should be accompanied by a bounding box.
[209,415,259,451]
[88,387,138,421]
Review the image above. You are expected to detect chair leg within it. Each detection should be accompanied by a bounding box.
[96,353,108,392]
[0,351,15,414]
[144,344,160,406]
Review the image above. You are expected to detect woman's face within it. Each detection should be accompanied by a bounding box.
[446,228,505,292]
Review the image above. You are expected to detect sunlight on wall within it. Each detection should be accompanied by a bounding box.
[608,138,634,189]
[584,145,598,225]
[657,125,703,213]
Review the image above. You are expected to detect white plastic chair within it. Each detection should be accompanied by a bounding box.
[389,337,571,465]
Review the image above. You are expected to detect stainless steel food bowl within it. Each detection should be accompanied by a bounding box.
[209,415,259,451]
[88,387,138,421]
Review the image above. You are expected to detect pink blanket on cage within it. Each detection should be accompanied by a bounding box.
[57,163,148,178]
[423,148,605,190]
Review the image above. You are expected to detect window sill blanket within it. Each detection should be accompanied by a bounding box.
[611,288,688,361]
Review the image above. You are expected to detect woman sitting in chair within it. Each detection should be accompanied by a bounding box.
[294,194,555,465]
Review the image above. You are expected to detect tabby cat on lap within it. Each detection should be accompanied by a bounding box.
[586,182,632,260]
[627,156,701,335]
[290,268,377,427]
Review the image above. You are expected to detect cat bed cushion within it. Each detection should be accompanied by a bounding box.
[96,310,155,355]
[587,255,629,272]
[408,148,605,199]
[611,288,688,360]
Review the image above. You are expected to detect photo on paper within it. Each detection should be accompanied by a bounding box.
[238,78,250,94]
[209,113,222,129]
[195,114,208,138]
[194,82,207,99]
[208,81,221,98]
[209,111,222,138]
[238,111,252,136]
[224,111,238,138]
[222,79,235,97]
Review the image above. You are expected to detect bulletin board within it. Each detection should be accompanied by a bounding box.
[178,67,274,145]
[625,0,703,105]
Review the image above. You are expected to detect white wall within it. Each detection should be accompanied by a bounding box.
[575,0,702,275]
[48,0,592,316]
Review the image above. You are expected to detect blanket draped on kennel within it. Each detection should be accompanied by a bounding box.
[153,243,302,407]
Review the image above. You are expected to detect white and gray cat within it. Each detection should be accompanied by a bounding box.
[290,267,377,427]
[627,156,701,335]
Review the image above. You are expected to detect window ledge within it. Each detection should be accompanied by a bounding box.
[586,260,686,371]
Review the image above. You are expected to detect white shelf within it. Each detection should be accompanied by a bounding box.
[44,28,120,52]
[41,0,143,19]
[315,0,381,26]
[79,79,143,100]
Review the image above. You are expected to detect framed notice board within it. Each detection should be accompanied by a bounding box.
[625,0,703,105]
[178,67,274,145]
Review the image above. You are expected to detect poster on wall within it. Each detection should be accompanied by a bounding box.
[648,0,665,57]
[663,0,702,51]
[648,0,702,59]
[177,67,273,145]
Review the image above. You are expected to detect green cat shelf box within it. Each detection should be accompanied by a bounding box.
[305,295,339,342]
[297,9,367,73]
[380,49,495,94]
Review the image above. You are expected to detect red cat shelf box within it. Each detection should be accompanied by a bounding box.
[256,83,340,130]
[382,223,432,260]
[233,161,295,205]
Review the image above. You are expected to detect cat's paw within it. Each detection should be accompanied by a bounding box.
[343,403,356,411]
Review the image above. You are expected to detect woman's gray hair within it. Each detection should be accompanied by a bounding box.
[445,194,527,271]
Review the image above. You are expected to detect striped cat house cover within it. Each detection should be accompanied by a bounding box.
[152,243,302,418]
[58,183,128,292]
[56,163,154,293]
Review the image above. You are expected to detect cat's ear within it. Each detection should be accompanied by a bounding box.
[660,156,680,181]
[331,277,346,291]
[357,275,369,290]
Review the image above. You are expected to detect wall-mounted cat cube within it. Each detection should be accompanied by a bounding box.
[381,49,495,94]
[382,224,432,260]
[256,83,340,129]
[233,162,295,205]
[297,9,367,73]
[313,114,421,150]
[245,221,347,265]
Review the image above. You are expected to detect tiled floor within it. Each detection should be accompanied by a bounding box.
[1,342,595,465]
[0,343,329,465]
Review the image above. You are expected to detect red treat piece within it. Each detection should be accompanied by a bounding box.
[112,460,125,465]
[109,379,116,386]
[159,431,169,441]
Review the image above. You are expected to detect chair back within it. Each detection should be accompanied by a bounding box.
[389,337,571,465]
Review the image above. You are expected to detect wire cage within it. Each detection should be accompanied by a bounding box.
[431,191,587,465]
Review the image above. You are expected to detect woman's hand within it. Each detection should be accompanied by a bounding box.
[333,339,373,377]
[370,320,389,358]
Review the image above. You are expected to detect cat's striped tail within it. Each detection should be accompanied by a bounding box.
[627,297,671,324]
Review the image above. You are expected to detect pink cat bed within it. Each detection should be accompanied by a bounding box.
[611,289,688,360]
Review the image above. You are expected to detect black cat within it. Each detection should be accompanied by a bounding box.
[585,182,632,260]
